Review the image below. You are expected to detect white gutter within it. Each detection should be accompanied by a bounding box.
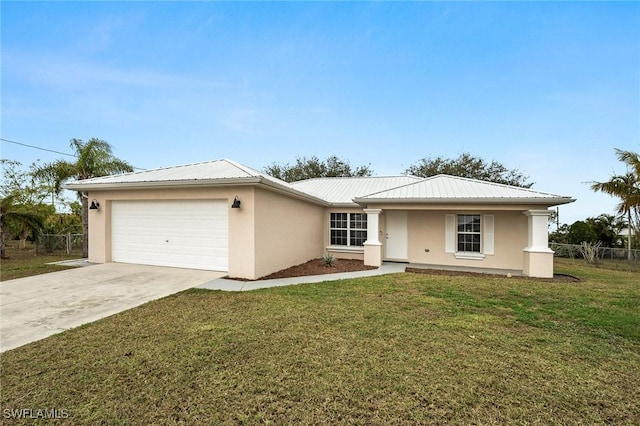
[353,197,576,206]
[64,177,263,190]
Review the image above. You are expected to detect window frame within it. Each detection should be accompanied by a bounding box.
[446,213,492,260]
[329,212,368,248]
[457,214,482,254]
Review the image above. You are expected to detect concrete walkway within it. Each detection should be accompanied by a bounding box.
[196,262,407,291]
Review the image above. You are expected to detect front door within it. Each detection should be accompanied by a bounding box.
[385,211,408,260]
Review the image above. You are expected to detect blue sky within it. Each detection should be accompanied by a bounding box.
[2,1,639,226]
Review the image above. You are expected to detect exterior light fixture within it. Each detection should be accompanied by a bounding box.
[231,196,241,209]
[89,200,100,210]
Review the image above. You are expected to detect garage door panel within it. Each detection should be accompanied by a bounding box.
[111,200,228,271]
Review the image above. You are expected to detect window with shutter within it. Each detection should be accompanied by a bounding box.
[445,214,494,259]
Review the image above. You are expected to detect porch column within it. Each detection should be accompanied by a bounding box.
[363,209,383,267]
[523,209,554,278]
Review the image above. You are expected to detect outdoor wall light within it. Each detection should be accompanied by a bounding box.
[89,200,100,210]
[231,196,241,209]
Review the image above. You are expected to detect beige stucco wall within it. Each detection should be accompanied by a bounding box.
[321,206,532,271]
[523,250,554,278]
[253,188,325,278]
[404,210,528,272]
[87,185,326,280]
[86,186,256,277]
[361,203,550,273]
[87,185,552,279]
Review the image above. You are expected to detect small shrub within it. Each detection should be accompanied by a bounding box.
[579,241,602,264]
[322,253,336,267]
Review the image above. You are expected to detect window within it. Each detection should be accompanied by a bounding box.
[457,214,481,253]
[330,213,367,247]
[445,214,493,257]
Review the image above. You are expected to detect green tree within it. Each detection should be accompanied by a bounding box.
[405,152,533,188]
[585,214,625,248]
[1,160,51,207]
[33,138,133,257]
[1,160,56,250]
[0,194,44,259]
[566,220,597,245]
[264,155,373,183]
[591,149,640,259]
[549,223,569,244]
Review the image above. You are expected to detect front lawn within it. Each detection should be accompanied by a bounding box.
[0,244,79,281]
[1,259,638,424]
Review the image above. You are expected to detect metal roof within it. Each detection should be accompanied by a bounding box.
[354,174,575,205]
[291,176,422,206]
[65,159,279,186]
[64,159,329,205]
[64,160,574,207]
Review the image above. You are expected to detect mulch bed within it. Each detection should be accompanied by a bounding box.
[228,258,376,281]
[406,267,581,282]
[228,258,581,282]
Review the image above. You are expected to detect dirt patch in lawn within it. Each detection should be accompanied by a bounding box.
[229,258,377,281]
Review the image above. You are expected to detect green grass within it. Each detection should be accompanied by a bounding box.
[563,256,640,273]
[1,258,638,424]
[0,244,79,281]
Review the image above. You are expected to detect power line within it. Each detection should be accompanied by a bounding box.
[1,137,146,171]
[1,138,77,158]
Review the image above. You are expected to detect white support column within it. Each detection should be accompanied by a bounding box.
[363,209,383,267]
[523,209,554,278]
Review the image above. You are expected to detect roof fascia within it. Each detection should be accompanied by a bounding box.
[64,177,330,206]
[325,202,361,208]
[63,177,263,191]
[353,197,576,207]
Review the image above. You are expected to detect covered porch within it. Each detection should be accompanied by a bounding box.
[362,207,555,278]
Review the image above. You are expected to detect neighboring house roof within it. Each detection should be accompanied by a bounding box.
[291,176,422,207]
[618,227,636,237]
[354,174,575,205]
[64,159,575,207]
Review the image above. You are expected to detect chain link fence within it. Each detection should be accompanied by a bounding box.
[35,233,83,256]
[550,242,639,263]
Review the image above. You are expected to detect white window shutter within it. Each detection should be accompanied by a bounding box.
[445,214,455,253]
[483,214,494,255]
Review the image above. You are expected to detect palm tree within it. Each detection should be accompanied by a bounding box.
[33,138,133,258]
[591,149,640,260]
[1,194,45,259]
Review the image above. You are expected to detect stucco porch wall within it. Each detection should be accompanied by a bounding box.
[322,205,536,272]
[403,210,528,272]
[362,203,544,273]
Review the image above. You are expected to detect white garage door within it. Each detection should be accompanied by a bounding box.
[111,200,228,271]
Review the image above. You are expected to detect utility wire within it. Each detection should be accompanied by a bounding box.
[1,137,77,158]
[1,137,145,170]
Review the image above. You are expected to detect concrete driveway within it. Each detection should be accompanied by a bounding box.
[0,263,225,352]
